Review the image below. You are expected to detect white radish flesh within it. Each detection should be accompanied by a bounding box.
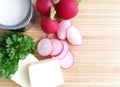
[50,39,64,56]
[37,38,53,56]
[67,26,82,45]
[59,51,74,69]
[54,41,69,60]
[57,20,71,40]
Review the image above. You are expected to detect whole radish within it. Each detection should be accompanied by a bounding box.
[55,0,78,19]
[36,0,53,16]
[41,7,59,34]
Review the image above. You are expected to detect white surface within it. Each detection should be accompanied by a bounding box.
[12,54,39,87]
[0,0,29,25]
[29,59,64,87]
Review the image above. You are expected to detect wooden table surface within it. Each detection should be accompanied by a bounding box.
[1,0,120,87]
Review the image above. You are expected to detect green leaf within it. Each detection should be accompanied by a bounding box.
[17,37,22,43]
[12,34,18,42]
[6,37,13,45]
[0,53,3,62]
[0,32,36,79]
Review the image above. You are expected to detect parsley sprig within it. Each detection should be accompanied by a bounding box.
[0,32,36,79]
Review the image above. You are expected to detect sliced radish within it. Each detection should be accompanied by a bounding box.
[67,26,82,46]
[50,39,63,56]
[59,51,74,69]
[53,41,69,60]
[37,38,53,56]
[57,20,71,40]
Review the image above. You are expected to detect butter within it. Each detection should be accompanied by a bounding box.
[12,54,38,87]
[11,54,64,87]
[29,59,64,87]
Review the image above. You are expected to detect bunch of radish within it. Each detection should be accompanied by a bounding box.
[36,0,83,69]
[36,0,81,19]
[37,38,74,69]
[36,0,82,34]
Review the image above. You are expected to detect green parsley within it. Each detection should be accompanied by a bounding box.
[0,32,36,79]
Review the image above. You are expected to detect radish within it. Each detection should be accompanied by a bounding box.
[55,0,78,19]
[59,51,74,69]
[40,17,58,34]
[57,20,71,40]
[36,0,53,16]
[50,39,63,56]
[40,7,59,34]
[53,41,69,60]
[37,38,53,56]
[67,26,82,45]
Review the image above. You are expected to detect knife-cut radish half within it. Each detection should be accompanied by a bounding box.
[50,39,64,56]
[59,51,74,69]
[67,26,82,46]
[54,41,69,60]
[57,20,71,40]
[37,38,53,56]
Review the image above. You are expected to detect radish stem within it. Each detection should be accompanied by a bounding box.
[76,0,83,5]
[50,7,56,20]
[52,0,60,4]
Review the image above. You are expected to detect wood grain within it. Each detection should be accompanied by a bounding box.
[0,0,120,87]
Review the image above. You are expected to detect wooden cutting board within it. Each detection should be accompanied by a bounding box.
[0,0,120,87]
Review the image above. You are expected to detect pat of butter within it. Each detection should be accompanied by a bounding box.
[29,59,64,87]
[12,54,38,87]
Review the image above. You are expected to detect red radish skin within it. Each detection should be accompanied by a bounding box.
[50,39,64,56]
[67,26,82,46]
[36,0,53,16]
[59,51,74,69]
[37,38,53,56]
[56,0,78,19]
[53,41,69,60]
[41,17,59,34]
[57,20,71,40]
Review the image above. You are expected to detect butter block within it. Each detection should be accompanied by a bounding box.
[12,54,39,87]
[29,59,64,87]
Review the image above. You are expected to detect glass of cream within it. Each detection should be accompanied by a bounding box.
[0,0,35,31]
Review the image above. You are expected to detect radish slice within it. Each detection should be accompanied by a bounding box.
[37,38,53,56]
[54,41,69,60]
[50,39,63,56]
[67,26,82,46]
[57,20,71,40]
[59,51,74,69]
